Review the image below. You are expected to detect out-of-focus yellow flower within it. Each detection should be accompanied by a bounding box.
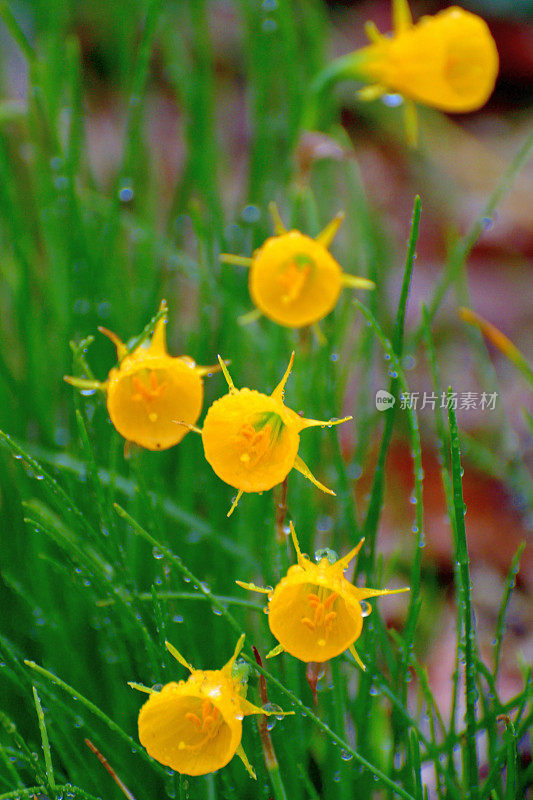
[130,635,291,778]
[199,353,352,515]
[315,0,498,145]
[221,203,374,333]
[238,522,409,668]
[65,301,220,451]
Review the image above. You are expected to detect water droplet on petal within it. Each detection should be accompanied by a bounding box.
[360,601,372,618]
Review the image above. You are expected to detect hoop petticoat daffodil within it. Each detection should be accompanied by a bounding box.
[129,635,292,778]
[238,523,409,669]
[221,202,374,336]
[183,353,351,516]
[313,0,498,145]
[64,301,221,451]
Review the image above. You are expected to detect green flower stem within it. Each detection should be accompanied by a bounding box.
[447,392,479,800]
[302,51,371,130]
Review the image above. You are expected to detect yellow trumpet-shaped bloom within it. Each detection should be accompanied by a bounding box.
[200,353,352,515]
[131,636,292,778]
[65,301,220,451]
[238,523,409,668]
[221,203,374,332]
[319,0,498,144]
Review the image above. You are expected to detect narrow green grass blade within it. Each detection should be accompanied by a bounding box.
[0,787,46,800]
[32,686,56,796]
[243,655,416,800]
[0,430,94,538]
[98,590,263,611]
[24,661,166,778]
[503,719,518,800]
[409,730,423,800]
[0,2,35,61]
[30,444,255,565]
[352,301,424,685]
[0,738,23,789]
[113,503,243,636]
[0,711,47,788]
[447,391,479,800]
[361,195,421,572]
[493,542,526,680]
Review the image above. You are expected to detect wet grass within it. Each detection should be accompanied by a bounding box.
[0,2,531,799]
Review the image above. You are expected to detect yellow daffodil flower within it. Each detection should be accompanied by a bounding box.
[221,203,374,334]
[194,352,351,515]
[65,301,220,451]
[312,0,498,145]
[238,522,409,668]
[130,635,292,778]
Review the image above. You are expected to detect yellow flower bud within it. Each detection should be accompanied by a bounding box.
[314,0,499,145]
[238,523,409,668]
[131,636,291,778]
[221,203,374,333]
[65,302,220,451]
[358,4,499,113]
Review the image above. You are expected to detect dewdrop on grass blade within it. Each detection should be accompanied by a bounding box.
[129,635,292,778]
[189,352,352,515]
[221,202,374,335]
[238,522,409,667]
[64,301,222,451]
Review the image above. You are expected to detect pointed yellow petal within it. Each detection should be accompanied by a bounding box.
[194,360,228,377]
[341,274,375,291]
[236,744,256,779]
[266,643,285,659]
[364,20,383,43]
[358,84,386,102]
[220,253,254,268]
[127,682,154,694]
[150,300,168,354]
[238,308,263,326]
[240,696,294,718]
[63,376,106,392]
[336,538,365,571]
[353,586,410,600]
[459,307,533,377]
[165,641,195,672]
[235,580,272,594]
[98,327,128,360]
[349,644,366,671]
[227,489,244,517]
[223,634,246,673]
[298,415,352,431]
[217,354,236,392]
[289,520,304,564]
[315,211,345,249]
[293,454,335,496]
[404,99,419,148]
[271,351,295,401]
[172,420,202,434]
[268,201,287,236]
[393,0,413,33]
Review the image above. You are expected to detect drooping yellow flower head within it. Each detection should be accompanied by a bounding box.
[316,0,498,144]
[130,636,291,778]
[65,301,220,451]
[200,353,352,514]
[238,523,409,668]
[221,203,374,333]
